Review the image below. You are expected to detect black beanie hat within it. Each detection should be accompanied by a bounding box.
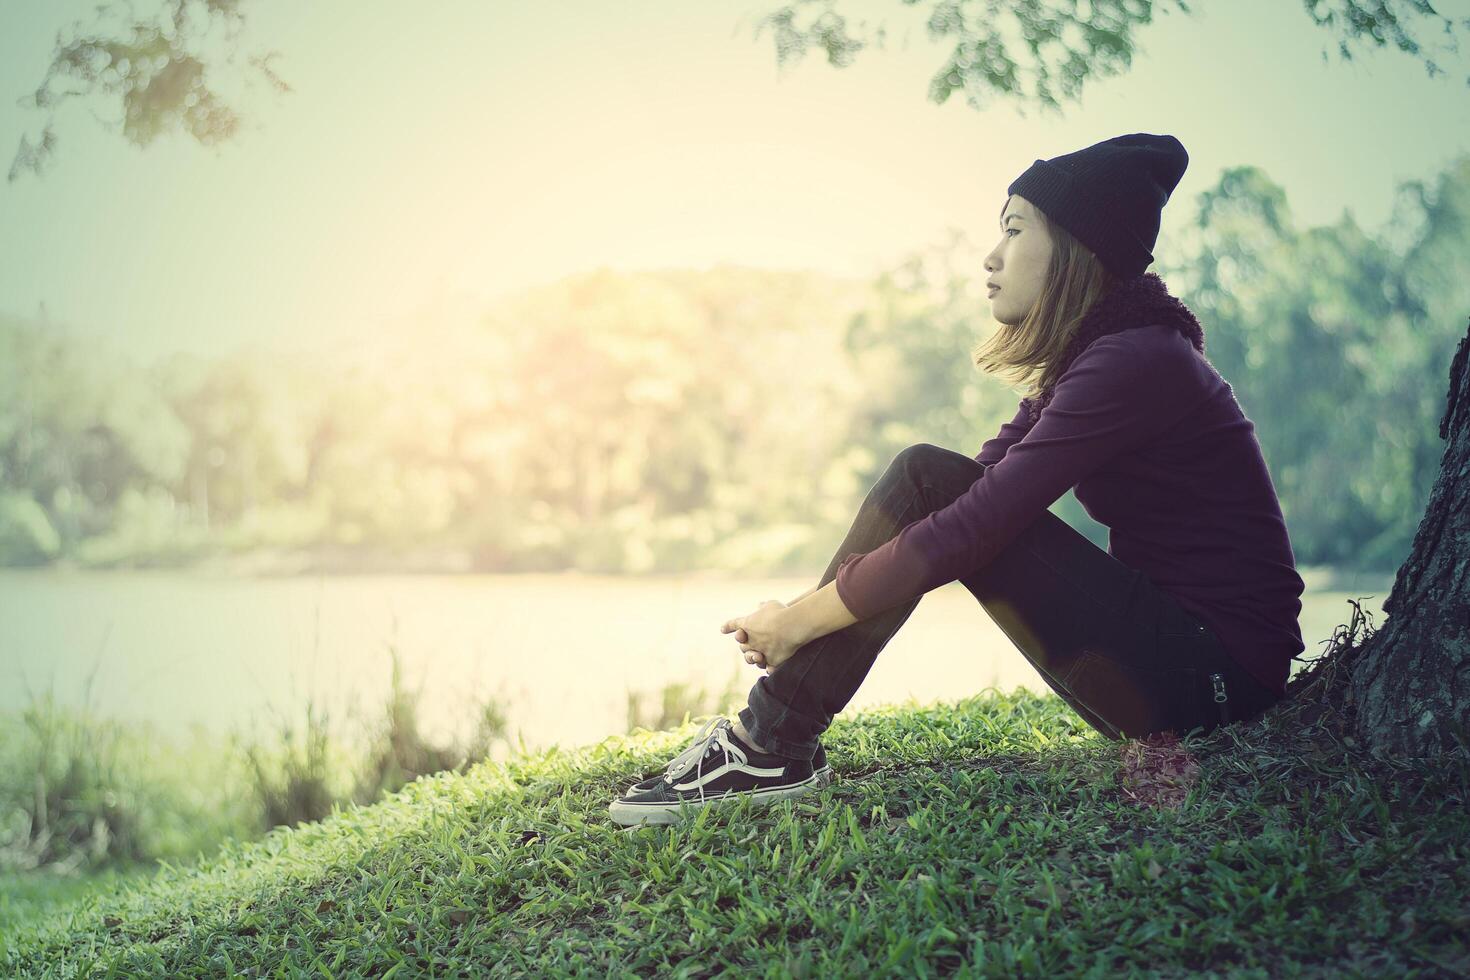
[1006,133,1189,279]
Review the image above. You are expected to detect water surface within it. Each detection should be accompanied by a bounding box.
[0,567,1391,757]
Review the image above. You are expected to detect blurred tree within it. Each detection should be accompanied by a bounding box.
[0,317,189,558]
[157,352,307,530]
[2,155,1466,577]
[844,228,995,452]
[473,265,873,573]
[9,0,289,182]
[8,0,1465,181]
[1161,159,1469,572]
[753,0,1465,115]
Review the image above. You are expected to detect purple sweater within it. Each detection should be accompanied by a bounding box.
[833,322,1306,697]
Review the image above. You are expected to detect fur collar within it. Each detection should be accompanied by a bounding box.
[1021,271,1206,424]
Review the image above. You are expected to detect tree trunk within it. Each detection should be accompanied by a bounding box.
[1326,321,1470,760]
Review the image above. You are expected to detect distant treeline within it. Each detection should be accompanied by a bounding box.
[3,157,1466,575]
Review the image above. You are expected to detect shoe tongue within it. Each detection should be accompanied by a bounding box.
[663,719,733,781]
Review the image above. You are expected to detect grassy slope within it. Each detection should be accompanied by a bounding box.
[3,689,1467,978]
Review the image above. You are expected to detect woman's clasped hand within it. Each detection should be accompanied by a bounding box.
[720,600,804,673]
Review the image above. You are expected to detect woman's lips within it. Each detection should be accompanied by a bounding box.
[987,286,1000,295]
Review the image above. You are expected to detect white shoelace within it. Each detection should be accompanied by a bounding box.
[663,717,743,803]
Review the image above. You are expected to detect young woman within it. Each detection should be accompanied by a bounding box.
[610,133,1306,827]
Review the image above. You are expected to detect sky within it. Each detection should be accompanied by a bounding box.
[1,0,1468,365]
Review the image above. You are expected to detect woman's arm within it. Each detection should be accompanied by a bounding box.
[787,582,821,606]
[783,581,858,649]
[732,584,823,648]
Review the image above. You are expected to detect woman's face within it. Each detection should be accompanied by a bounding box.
[984,194,1054,326]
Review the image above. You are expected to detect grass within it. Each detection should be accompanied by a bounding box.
[0,645,520,883]
[0,866,158,937]
[238,645,516,829]
[0,692,262,882]
[3,683,1467,978]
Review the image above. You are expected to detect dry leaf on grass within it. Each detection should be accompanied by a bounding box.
[1118,730,1202,810]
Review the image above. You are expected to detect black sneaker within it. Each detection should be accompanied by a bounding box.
[624,736,832,794]
[609,717,831,827]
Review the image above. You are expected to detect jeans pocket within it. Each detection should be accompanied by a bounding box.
[1061,651,1204,740]
[1156,598,1213,642]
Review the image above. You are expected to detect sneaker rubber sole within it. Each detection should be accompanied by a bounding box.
[610,767,833,827]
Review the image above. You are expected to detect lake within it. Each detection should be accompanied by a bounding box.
[0,566,1392,760]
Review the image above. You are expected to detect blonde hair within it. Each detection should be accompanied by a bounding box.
[970,199,1118,401]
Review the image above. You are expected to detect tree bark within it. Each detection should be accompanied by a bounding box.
[1339,320,1470,760]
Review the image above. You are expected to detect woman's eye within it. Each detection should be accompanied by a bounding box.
[1006,229,1019,237]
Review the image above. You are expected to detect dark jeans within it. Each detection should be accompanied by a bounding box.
[737,443,1282,761]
